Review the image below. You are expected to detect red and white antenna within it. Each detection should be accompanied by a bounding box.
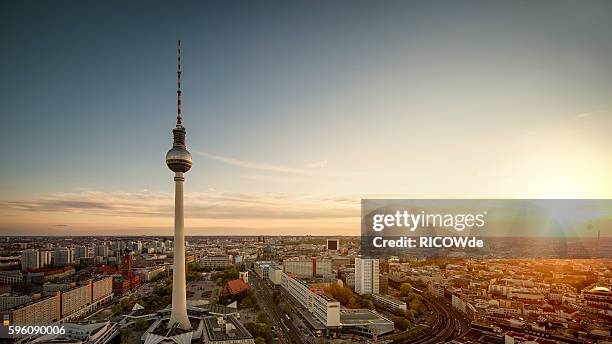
[177,40,183,127]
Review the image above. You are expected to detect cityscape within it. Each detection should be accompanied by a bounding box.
[0,236,611,343]
[2,1,612,343]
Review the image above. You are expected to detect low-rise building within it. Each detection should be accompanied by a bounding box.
[372,293,407,313]
[280,271,340,327]
[201,255,232,269]
[202,315,254,344]
[254,261,275,279]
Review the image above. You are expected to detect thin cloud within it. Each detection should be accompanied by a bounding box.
[193,150,368,178]
[0,191,359,221]
[306,160,328,169]
[194,150,313,175]
[575,112,593,119]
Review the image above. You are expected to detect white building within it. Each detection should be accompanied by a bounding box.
[21,249,39,270]
[372,293,407,313]
[134,265,167,282]
[280,271,340,327]
[39,250,52,268]
[355,257,379,295]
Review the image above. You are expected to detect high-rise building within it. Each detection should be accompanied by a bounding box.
[94,244,108,258]
[112,241,126,255]
[39,250,52,268]
[54,247,71,267]
[21,249,39,270]
[165,39,193,330]
[75,246,88,259]
[355,257,379,295]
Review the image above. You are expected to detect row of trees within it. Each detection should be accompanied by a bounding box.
[244,311,274,344]
[388,282,428,330]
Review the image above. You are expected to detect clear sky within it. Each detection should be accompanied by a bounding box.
[1,0,611,236]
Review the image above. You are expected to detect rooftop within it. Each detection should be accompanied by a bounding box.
[340,309,393,326]
[203,315,253,341]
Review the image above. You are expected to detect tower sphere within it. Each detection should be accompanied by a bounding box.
[166,124,192,173]
[166,146,192,173]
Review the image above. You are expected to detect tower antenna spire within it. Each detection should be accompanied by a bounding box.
[177,39,182,127]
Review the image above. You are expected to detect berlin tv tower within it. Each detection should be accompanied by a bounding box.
[165,40,192,330]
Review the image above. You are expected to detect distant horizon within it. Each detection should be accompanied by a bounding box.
[3,234,611,239]
[2,234,360,238]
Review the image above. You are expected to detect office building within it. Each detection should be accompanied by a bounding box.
[283,256,332,278]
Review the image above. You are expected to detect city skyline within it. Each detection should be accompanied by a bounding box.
[1,1,612,236]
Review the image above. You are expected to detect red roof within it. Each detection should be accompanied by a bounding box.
[225,279,249,295]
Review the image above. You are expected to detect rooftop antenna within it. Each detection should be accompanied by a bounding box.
[177,40,183,127]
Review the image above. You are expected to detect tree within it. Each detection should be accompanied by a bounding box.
[135,319,148,331]
[255,337,266,344]
[325,284,355,306]
[245,322,273,343]
[392,316,411,330]
[257,312,269,324]
[400,282,413,296]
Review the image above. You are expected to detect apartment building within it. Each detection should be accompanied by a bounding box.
[0,295,32,311]
[0,276,113,325]
[2,294,60,325]
[355,257,379,295]
[39,250,52,268]
[21,249,39,270]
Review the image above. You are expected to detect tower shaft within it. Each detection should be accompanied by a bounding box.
[168,172,191,329]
